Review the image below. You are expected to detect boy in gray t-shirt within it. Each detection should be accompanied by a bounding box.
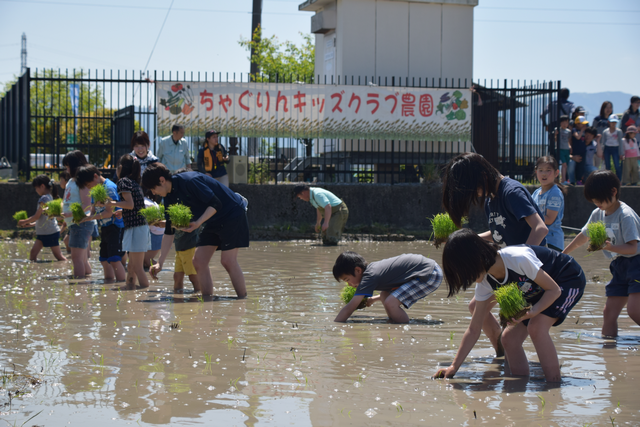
[563,170,640,337]
[332,251,442,323]
[556,115,572,183]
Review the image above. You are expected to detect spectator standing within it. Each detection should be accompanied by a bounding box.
[157,124,191,174]
[131,131,159,174]
[584,127,599,179]
[621,96,640,134]
[540,88,575,157]
[570,116,588,184]
[556,115,572,184]
[197,129,230,187]
[601,114,625,180]
[622,126,639,185]
[593,101,613,169]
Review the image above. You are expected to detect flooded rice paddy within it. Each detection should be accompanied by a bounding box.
[0,239,639,426]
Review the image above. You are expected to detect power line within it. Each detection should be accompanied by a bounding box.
[142,0,174,75]
[0,0,302,15]
[479,6,640,13]
[476,20,638,25]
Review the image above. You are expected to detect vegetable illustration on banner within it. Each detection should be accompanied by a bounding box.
[157,82,471,142]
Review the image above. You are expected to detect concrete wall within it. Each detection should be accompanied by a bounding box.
[0,182,631,235]
[303,0,476,83]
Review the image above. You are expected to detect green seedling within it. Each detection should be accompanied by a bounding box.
[139,204,165,225]
[449,331,454,341]
[89,184,109,203]
[167,203,192,228]
[587,221,607,252]
[537,394,546,415]
[494,283,530,328]
[13,211,27,223]
[70,202,86,224]
[339,285,367,310]
[44,198,63,217]
[429,212,459,248]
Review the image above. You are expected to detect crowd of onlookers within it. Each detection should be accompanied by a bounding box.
[541,91,640,185]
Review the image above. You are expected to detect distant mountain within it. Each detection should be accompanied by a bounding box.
[571,92,635,121]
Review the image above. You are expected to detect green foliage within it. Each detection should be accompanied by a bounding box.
[70,202,86,224]
[168,203,192,228]
[45,199,63,217]
[13,210,27,222]
[89,184,109,203]
[339,285,367,310]
[239,26,315,82]
[494,283,529,326]
[587,221,607,251]
[430,213,458,240]
[248,161,272,184]
[139,205,165,225]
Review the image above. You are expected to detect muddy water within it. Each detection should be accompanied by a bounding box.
[0,240,638,426]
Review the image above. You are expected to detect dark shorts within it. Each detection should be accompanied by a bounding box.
[37,232,60,248]
[197,212,250,251]
[547,243,563,252]
[607,254,640,297]
[524,271,586,326]
[559,149,570,165]
[99,224,124,263]
[92,223,100,239]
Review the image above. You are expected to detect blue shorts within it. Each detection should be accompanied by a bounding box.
[69,222,94,249]
[122,225,151,253]
[607,254,640,297]
[390,264,443,309]
[150,233,163,251]
[91,223,100,239]
[559,149,570,165]
[37,232,60,248]
[523,270,586,326]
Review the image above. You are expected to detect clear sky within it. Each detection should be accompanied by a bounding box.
[0,0,638,95]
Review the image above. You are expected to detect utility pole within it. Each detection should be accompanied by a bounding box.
[20,33,27,75]
[250,0,263,77]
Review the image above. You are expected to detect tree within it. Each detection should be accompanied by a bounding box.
[239,25,315,83]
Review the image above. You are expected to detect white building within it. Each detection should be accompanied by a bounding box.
[298,0,478,84]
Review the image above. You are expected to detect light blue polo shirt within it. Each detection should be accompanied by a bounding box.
[532,184,564,249]
[157,135,191,173]
[309,188,342,209]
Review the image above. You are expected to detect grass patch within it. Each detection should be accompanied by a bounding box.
[586,221,607,252]
[89,184,110,203]
[494,283,530,327]
[339,285,367,310]
[139,204,165,225]
[45,198,63,217]
[167,203,192,228]
[429,213,459,248]
[70,202,86,224]
[12,211,27,223]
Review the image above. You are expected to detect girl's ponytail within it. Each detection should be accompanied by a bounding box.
[32,174,58,198]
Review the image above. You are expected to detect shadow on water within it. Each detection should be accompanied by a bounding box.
[137,295,240,303]
[347,315,444,325]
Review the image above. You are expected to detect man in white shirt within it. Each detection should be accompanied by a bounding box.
[157,124,191,174]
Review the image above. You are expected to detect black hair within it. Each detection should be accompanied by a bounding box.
[32,174,58,199]
[143,188,161,203]
[117,153,141,183]
[442,153,501,228]
[559,115,569,123]
[585,126,598,137]
[442,229,500,297]
[559,88,570,100]
[58,171,71,182]
[141,162,172,189]
[584,170,620,203]
[628,96,640,113]
[131,130,150,150]
[332,251,368,281]
[75,165,101,189]
[172,124,185,133]
[293,183,310,197]
[62,150,88,178]
[599,101,613,118]
[535,155,558,171]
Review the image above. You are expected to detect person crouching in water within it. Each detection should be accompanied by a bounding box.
[293,184,349,245]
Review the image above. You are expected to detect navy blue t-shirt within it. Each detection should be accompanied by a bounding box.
[571,128,586,157]
[163,172,244,227]
[485,177,547,246]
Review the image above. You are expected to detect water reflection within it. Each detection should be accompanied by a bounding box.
[0,240,638,426]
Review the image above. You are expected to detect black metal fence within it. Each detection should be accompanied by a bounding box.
[0,68,560,183]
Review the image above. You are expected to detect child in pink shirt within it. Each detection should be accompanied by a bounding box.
[622,125,639,185]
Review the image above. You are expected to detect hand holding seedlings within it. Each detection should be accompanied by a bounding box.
[586,221,607,252]
[340,285,368,310]
[494,283,530,327]
[429,213,460,248]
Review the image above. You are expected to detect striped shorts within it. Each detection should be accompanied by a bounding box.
[391,265,443,309]
[526,270,585,327]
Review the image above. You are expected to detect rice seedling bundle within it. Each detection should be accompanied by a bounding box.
[429,213,459,248]
[13,210,27,223]
[89,184,110,204]
[168,203,192,228]
[139,205,165,225]
[45,198,63,217]
[586,221,607,252]
[339,285,367,310]
[70,202,86,224]
[494,283,530,327]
